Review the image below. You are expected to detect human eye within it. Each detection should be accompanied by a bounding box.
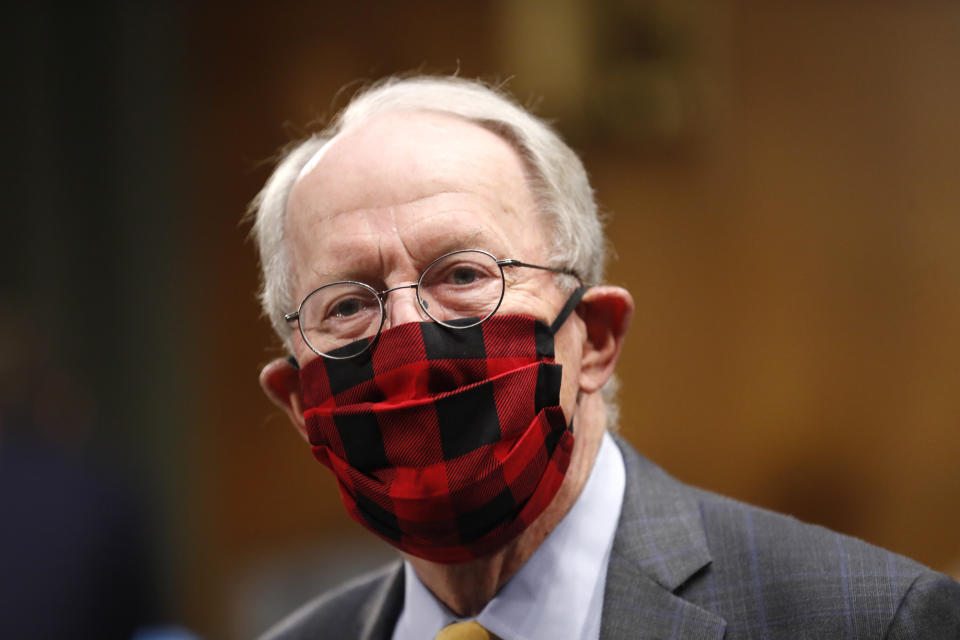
[301,283,381,332]
[419,252,503,322]
[448,265,483,285]
[434,259,498,288]
[325,294,375,320]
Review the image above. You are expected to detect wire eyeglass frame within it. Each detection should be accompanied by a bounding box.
[283,249,582,360]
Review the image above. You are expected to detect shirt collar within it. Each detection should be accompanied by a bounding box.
[392,432,626,640]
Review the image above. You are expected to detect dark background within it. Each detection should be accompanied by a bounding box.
[4,2,959,638]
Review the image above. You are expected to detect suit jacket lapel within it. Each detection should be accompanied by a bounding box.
[601,437,726,640]
[358,561,405,640]
[358,439,726,639]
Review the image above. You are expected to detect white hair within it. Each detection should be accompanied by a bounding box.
[249,75,618,425]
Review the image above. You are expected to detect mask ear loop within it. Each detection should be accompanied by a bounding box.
[550,287,587,334]
[547,286,587,434]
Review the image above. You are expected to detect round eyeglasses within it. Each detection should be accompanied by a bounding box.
[284,249,581,359]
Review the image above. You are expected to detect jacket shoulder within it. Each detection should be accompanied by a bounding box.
[258,562,403,640]
[885,569,960,638]
[684,487,960,637]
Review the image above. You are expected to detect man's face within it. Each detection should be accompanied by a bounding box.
[284,110,587,427]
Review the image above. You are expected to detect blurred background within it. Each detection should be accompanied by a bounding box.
[4,1,959,638]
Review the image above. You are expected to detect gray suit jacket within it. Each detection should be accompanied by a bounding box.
[261,437,960,639]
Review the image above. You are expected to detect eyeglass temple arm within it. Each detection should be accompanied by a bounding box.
[497,259,583,283]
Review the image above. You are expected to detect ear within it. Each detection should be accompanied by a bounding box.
[259,357,309,440]
[576,286,634,394]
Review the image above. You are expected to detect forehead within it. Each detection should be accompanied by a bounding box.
[285,111,549,287]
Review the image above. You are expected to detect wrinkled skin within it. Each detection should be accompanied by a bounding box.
[259,111,633,616]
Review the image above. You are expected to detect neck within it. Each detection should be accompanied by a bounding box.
[405,393,608,616]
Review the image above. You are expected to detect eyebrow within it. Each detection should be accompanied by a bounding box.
[309,229,506,284]
[410,229,491,263]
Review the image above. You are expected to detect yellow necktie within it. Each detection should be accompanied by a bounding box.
[434,620,502,640]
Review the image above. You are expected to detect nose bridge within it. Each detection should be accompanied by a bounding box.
[381,282,424,328]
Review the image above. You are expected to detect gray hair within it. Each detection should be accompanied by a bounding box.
[249,76,618,425]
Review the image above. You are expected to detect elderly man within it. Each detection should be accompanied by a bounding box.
[252,77,959,639]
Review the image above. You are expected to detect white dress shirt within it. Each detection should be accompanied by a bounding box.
[392,432,626,640]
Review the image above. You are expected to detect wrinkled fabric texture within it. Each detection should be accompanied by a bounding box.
[392,433,625,640]
[259,437,960,640]
[300,314,574,563]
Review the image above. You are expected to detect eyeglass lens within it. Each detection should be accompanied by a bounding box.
[298,250,505,358]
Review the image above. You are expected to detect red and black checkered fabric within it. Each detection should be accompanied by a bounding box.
[300,314,574,563]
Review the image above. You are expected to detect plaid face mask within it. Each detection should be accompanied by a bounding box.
[299,289,585,563]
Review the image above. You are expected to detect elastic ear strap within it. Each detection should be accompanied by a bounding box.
[550,287,587,334]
